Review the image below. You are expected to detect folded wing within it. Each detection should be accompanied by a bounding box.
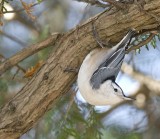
[90,48,125,89]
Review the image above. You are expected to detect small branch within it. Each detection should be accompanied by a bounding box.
[0,32,61,76]
[127,33,155,52]
[92,22,106,48]
[58,91,76,132]
[0,53,25,81]
[2,1,43,14]
[135,27,160,36]
[0,31,27,47]
[0,54,26,73]
[12,68,20,80]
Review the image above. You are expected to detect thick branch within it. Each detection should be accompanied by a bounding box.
[1,0,160,138]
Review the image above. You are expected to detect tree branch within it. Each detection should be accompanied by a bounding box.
[2,1,44,14]
[0,30,27,47]
[127,33,155,52]
[0,33,61,76]
[1,0,160,138]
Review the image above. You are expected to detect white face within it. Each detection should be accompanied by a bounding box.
[111,82,124,97]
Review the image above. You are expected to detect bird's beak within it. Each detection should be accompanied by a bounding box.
[124,95,136,101]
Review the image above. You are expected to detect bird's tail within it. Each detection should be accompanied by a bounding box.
[117,29,137,50]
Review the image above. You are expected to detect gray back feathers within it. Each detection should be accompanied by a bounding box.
[90,30,136,89]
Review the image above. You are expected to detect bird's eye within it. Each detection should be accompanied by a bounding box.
[114,88,118,92]
[125,46,128,50]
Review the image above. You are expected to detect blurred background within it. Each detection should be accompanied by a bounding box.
[0,0,160,139]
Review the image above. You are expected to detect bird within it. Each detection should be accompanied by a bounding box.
[77,29,136,106]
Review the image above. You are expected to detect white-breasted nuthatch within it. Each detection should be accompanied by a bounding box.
[77,29,136,106]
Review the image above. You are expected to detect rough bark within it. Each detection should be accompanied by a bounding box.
[1,1,160,138]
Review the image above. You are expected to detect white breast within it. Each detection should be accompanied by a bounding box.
[77,48,124,105]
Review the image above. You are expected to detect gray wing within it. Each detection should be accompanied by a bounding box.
[90,29,136,89]
[90,48,125,89]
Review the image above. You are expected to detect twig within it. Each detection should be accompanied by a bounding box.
[15,64,26,73]
[56,90,76,136]
[0,30,27,47]
[127,33,155,52]
[0,54,26,73]
[2,2,43,14]
[92,22,106,48]
[134,26,160,36]
[12,68,20,80]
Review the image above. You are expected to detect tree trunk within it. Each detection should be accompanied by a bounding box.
[0,0,160,138]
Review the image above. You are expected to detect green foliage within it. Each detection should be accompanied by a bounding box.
[0,79,8,106]
[37,0,42,3]
[150,35,157,49]
[102,126,142,139]
[0,79,7,92]
[132,33,159,53]
[145,44,149,51]
[157,33,160,41]
[36,97,144,139]
[56,104,104,139]
[37,94,105,139]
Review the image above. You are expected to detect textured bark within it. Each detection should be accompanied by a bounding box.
[1,0,160,138]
